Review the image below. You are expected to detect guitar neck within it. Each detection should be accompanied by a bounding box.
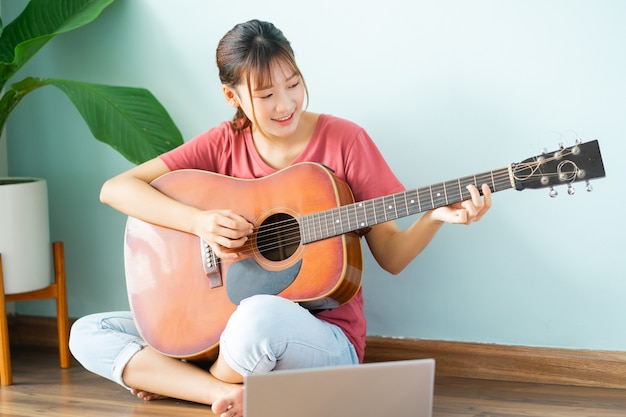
[301,166,514,244]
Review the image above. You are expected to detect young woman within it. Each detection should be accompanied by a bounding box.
[69,19,492,417]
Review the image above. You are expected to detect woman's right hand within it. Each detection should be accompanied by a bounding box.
[191,209,254,260]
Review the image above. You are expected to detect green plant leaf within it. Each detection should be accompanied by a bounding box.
[36,78,183,164]
[0,0,114,88]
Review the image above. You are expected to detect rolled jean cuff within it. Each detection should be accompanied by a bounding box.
[111,340,147,389]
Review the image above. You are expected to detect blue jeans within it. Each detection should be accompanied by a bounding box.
[69,294,358,389]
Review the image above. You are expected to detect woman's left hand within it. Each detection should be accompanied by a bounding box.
[430,183,492,225]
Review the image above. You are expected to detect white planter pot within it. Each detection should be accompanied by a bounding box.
[0,178,52,294]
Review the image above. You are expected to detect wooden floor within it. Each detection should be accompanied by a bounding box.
[2,346,626,416]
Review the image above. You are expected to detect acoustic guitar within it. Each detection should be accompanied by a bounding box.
[124,140,605,361]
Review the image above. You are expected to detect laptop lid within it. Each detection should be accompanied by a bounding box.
[244,358,435,417]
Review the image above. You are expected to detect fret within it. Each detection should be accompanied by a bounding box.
[355,201,366,229]
[375,196,385,222]
[373,196,381,221]
[394,194,403,218]
[493,168,509,192]
[311,212,321,241]
[403,191,410,217]
[334,207,343,234]
[302,216,311,244]
[302,214,312,243]
[443,180,460,205]
[312,212,321,241]
[419,187,433,211]
[308,215,316,241]
[349,203,356,230]
[395,192,409,218]
[428,185,434,211]
[382,195,396,221]
[312,212,322,241]
[385,195,395,220]
[339,205,349,235]
[364,199,377,226]
[346,204,355,231]
[477,172,493,192]
[406,189,421,215]
[346,203,357,231]
[328,210,336,236]
[318,212,326,240]
[329,207,338,236]
[322,210,330,239]
[458,176,474,200]
[430,183,447,208]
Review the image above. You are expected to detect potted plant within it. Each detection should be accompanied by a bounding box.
[0,0,182,293]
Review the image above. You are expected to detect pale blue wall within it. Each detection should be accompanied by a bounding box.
[3,0,625,350]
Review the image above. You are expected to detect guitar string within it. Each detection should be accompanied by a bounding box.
[251,164,557,240]
[240,169,570,257]
[211,150,579,259]
[217,168,553,259]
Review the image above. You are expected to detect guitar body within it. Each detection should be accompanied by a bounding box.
[123,140,606,362]
[124,162,363,361]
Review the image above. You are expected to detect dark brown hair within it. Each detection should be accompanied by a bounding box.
[216,20,308,131]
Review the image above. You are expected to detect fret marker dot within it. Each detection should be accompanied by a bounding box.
[436,193,441,197]
[410,199,415,204]
[335,219,340,224]
[360,222,365,227]
[388,205,393,209]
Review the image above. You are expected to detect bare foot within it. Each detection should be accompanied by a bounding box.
[130,388,168,401]
[211,386,244,417]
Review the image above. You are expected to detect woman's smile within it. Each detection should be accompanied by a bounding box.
[273,111,295,124]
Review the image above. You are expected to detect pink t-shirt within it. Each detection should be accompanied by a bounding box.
[160,114,405,361]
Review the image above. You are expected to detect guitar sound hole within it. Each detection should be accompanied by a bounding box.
[257,213,301,262]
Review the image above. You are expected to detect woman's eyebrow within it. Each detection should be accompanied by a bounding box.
[253,71,299,91]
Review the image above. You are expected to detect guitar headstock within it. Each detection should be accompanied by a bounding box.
[512,140,605,196]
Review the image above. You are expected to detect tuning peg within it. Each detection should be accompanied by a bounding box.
[549,187,558,198]
[567,184,575,195]
[585,180,593,192]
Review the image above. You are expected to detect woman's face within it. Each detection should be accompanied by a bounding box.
[228,60,306,140]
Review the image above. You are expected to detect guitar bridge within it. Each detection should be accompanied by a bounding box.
[200,239,222,288]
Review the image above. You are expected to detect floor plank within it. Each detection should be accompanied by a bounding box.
[434,376,626,416]
[2,346,626,416]
[1,347,211,417]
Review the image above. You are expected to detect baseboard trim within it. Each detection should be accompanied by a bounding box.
[364,336,626,389]
[9,315,626,389]
[8,314,76,348]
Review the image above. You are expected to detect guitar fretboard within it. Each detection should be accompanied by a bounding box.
[300,167,513,244]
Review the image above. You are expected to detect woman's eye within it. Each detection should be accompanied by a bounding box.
[289,81,300,89]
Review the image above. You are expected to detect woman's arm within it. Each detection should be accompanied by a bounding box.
[365,184,492,274]
[99,158,253,259]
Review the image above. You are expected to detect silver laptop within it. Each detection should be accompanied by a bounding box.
[244,358,435,417]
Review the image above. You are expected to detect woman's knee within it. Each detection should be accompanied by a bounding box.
[219,295,325,372]
[219,295,355,373]
[69,311,146,387]
[235,294,297,318]
[69,311,138,365]
[226,295,301,337]
[69,314,100,363]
